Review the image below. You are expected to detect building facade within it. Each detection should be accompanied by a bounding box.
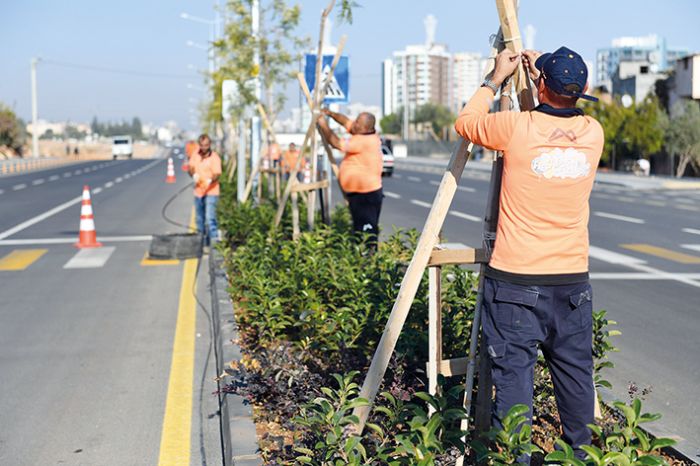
[452,52,485,113]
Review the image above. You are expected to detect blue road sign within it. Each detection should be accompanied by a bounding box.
[304,54,350,104]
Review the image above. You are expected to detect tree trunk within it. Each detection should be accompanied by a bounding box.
[676,153,691,178]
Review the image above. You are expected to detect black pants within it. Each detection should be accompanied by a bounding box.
[346,188,383,247]
[481,277,595,463]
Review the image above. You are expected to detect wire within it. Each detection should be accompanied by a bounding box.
[161,182,198,231]
[41,59,200,80]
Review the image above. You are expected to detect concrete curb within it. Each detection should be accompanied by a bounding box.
[210,249,262,466]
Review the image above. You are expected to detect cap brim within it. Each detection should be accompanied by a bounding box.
[534,52,551,71]
[576,93,599,102]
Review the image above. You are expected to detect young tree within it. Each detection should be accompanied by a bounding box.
[666,100,700,177]
[413,103,454,141]
[380,111,402,135]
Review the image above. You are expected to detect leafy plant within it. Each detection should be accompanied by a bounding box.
[592,309,621,391]
[473,404,542,465]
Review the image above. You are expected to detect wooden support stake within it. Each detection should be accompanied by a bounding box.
[291,179,329,193]
[428,266,442,415]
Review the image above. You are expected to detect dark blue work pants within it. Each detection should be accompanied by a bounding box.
[481,277,595,462]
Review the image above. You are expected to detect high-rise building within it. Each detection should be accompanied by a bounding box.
[382,15,452,138]
[452,52,485,113]
[596,34,688,92]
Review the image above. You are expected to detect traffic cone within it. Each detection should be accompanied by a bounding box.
[166,158,176,183]
[302,161,311,184]
[181,159,189,172]
[75,185,102,248]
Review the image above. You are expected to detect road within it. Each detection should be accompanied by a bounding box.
[0,152,222,465]
[333,161,700,453]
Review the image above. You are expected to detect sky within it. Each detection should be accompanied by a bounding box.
[2,0,700,131]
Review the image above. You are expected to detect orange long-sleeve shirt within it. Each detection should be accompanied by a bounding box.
[455,87,604,276]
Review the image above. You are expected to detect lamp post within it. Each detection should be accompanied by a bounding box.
[30,57,41,158]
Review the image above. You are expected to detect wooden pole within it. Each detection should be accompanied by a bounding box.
[427,266,442,415]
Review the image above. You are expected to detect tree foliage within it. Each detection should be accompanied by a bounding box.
[380,111,402,135]
[665,100,700,177]
[0,104,27,157]
[413,103,454,140]
[90,116,143,139]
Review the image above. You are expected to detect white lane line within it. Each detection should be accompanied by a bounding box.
[458,185,476,193]
[589,245,700,289]
[92,187,103,194]
[49,175,60,181]
[617,196,635,203]
[63,246,115,269]
[591,272,700,280]
[681,244,700,253]
[588,246,647,265]
[0,235,152,246]
[393,174,402,179]
[411,199,432,208]
[675,205,699,211]
[594,211,645,224]
[384,191,401,199]
[408,176,422,182]
[115,177,123,183]
[124,174,131,179]
[32,178,45,185]
[13,183,27,191]
[643,200,666,207]
[0,189,4,195]
[676,198,695,204]
[449,210,481,222]
[0,195,83,240]
[592,193,614,199]
[63,172,71,177]
[74,169,82,175]
[683,228,700,236]
[104,181,114,188]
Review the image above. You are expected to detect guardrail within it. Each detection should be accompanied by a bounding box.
[0,157,80,176]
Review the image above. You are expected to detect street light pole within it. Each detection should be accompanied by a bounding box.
[30,57,40,158]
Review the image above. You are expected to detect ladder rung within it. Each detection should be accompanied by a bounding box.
[291,179,329,193]
[429,245,488,266]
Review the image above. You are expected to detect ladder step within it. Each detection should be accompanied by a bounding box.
[291,179,329,193]
[429,243,488,266]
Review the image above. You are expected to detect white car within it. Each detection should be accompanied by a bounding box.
[112,136,133,160]
[381,144,394,177]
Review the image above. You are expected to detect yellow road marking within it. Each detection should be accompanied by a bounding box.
[0,249,48,270]
[140,251,180,266]
[157,257,197,465]
[621,244,700,264]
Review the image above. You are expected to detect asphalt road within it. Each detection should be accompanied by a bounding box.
[334,162,700,453]
[0,151,221,465]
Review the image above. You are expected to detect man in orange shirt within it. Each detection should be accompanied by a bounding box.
[455,47,603,462]
[188,134,222,247]
[317,109,383,247]
[281,142,301,180]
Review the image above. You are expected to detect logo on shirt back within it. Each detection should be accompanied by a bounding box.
[531,147,591,180]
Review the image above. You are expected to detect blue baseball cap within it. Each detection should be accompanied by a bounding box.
[534,46,598,102]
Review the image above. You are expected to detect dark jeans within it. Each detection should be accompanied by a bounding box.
[481,277,595,463]
[194,195,219,246]
[346,188,383,247]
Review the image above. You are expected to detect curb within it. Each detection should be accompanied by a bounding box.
[210,249,262,466]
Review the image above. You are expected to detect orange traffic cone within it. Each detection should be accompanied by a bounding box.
[75,185,102,248]
[166,158,176,183]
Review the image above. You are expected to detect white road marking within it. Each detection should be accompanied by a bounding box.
[393,174,402,179]
[63,246,115,269]
[49,175,60,181]
[13,183,27,191]
[592,193,614,199]
[0,189,3,195]
[32,178,45,185]
[74,170,82,174]
[682,228,700,236]
[676,198,695,204]
[410,199,432,208]
[590,272,700,280]
[681,244,700,253]
[408,176,422,182]
[675,205,699,211]
[0,235,152,246]
[617,196,635,203]
[589,245,700,289]
[115,177,123,183]
[588,246,646,265]
[384,191,401,199]
[643,201,666,207]
[594,211,645,224]
[92,187,103,194]
[449,210,481,222]
[457,185,476,193]
[124,174,131,179]
[63,172,71,177]
[104,181,114,188]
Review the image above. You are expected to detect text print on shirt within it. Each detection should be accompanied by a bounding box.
[531,147,591,180]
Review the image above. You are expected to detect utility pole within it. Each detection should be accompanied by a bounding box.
[31,57,40,158]
[250,0,262,195]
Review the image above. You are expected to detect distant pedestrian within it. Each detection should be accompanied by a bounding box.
[73,147,79,159]
[317,108,383,248]
[455,46,603,463]
[65,144,70,157]
[188,134,222,248]
[636,158,650,176]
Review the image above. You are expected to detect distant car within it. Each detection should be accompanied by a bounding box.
[381,144,394,177]
[112,136,133,160]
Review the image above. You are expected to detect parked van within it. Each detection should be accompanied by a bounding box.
[112,136,133,160]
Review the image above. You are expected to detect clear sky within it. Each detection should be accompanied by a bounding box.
[2,1,699,130]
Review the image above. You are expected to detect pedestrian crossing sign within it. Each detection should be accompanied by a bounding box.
[304,54,350,104]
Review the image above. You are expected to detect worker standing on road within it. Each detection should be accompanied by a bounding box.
[455,47,603,462]
[188,134,222,248]
[317,109,383,248]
